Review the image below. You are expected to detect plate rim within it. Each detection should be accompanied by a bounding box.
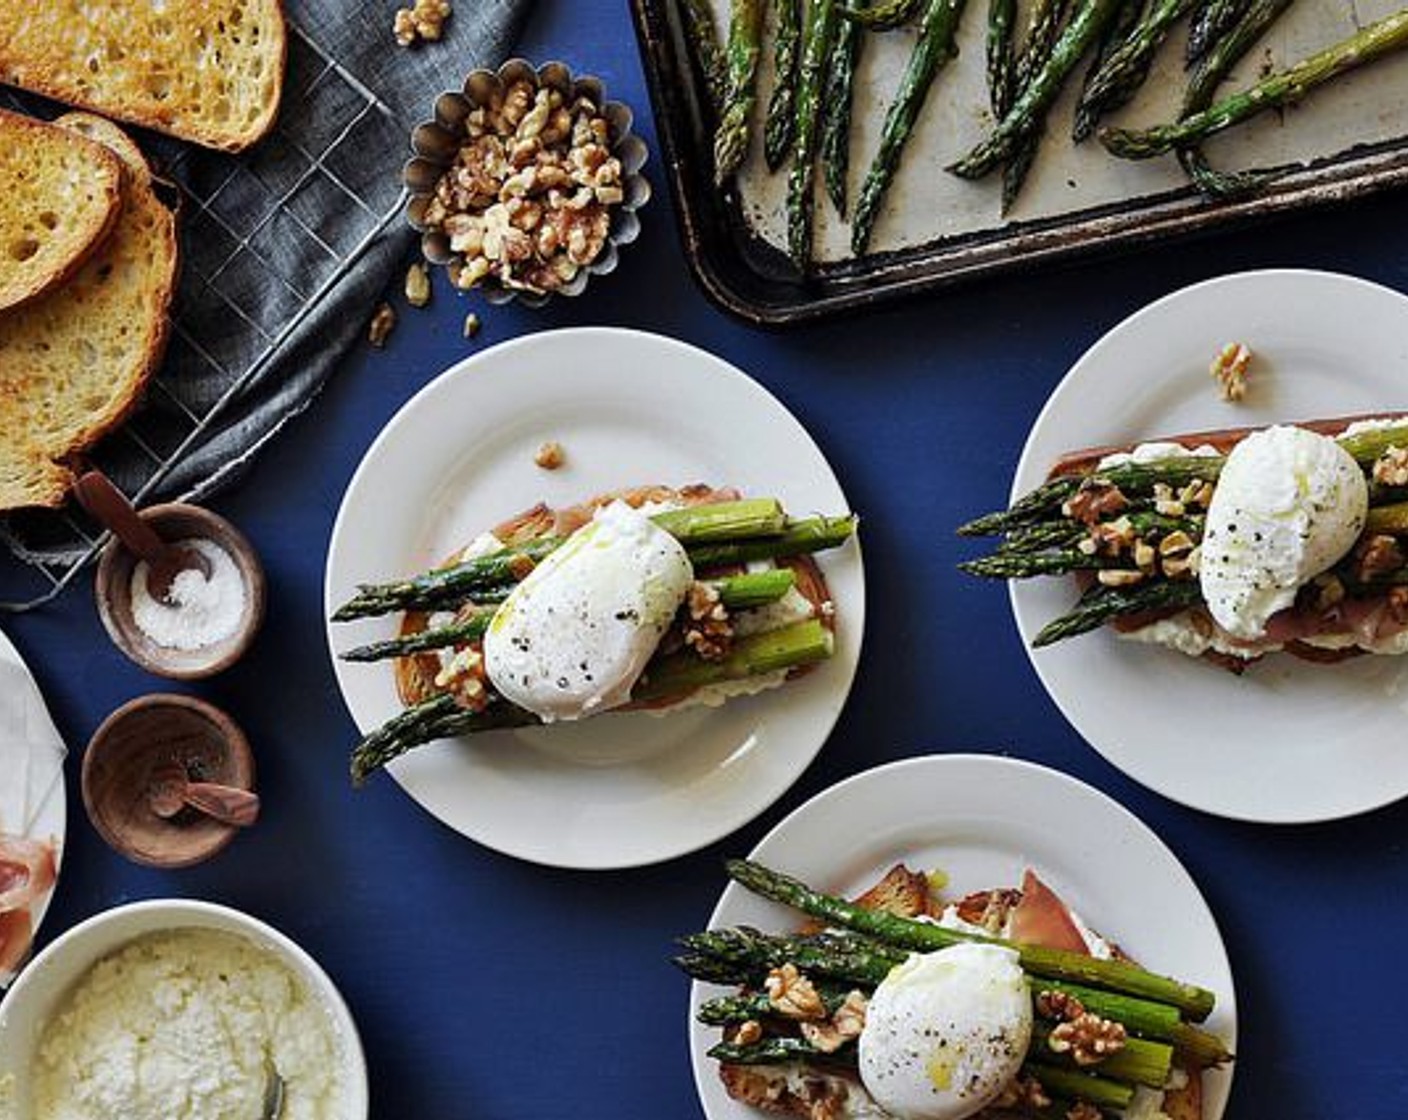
[323,326,865,868]
[1008,267,1408,824]
[687,752,1237,1120]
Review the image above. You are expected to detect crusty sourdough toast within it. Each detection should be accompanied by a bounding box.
[0,108,123,311]
[715,867,1205,1120]
[0,114,179,510]
[393,485,836,709]
[0,1,287,151]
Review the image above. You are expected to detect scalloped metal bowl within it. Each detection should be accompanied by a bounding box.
[403,59,650,309]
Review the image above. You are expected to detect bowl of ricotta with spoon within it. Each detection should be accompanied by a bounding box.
[0,898,367,1120]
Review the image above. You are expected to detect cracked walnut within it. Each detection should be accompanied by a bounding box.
[1038,989,1127,1066]
[394,0,451,46]
[683,581,733,662]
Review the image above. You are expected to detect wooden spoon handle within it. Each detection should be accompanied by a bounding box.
[73,472,169,564]
[182,782,261,828]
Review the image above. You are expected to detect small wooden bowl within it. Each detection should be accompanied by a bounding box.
[94,502,266,680]
[82,695,257,868]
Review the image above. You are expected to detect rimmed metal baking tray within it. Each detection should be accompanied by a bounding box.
[630,0,1408,327]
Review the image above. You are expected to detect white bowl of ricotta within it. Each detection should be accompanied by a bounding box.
[0,898,368,1120]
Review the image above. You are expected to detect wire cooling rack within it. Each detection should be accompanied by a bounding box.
[0,19,408,612]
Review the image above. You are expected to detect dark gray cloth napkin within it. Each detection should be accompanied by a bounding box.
[2,0,533,568]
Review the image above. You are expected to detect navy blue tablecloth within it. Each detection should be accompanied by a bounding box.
[3,1,1407,1117]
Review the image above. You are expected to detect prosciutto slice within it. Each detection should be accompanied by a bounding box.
[0,831,57,977]
[1009,869,1090,956]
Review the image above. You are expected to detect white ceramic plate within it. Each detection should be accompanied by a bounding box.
[689,754,1236,1120]
[325,328,864,869]
[0,627,66,984]
[1010,269,1408,823]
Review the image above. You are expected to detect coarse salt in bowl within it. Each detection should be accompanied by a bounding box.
[0,899,368,1120]
[94,502,266,680]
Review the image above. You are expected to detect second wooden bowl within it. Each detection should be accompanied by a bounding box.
[82,694,256,869]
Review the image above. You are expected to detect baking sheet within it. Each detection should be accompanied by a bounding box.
[634,0,1408,323]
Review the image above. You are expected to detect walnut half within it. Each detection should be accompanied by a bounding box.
[1037,989,1128,1066]
[764,963,826,1021]
[394,0,451,46]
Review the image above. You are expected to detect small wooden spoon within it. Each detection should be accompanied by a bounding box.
[74,471,211,603]
[148,763,261,828]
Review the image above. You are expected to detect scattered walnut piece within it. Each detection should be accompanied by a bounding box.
[1062,479,1129,525]
[831,990,868,1038]
[463,312,481,339]
[1036,989,1085,1021]
[1066,1103,1103,1120]
[534,441,566,471]
[1355,534,1405,582]
[1210,342,1253,402]
[1042,992,1128,1067]
[1388,586,1408,624]
[394,0,451,46]
[367,302,396,347]
[683,581,734,662]
[1158,531,1199,580]
[764,963,826,1021]
[798,990,868,1054]
[404,262,432,307]
[993,1075,1052,1111]
[1372,446,1408,488]
[732,1019,763,1046]
[1087,515,1137,558]
[1048,1010,1127,1065]
[433,646,489,711]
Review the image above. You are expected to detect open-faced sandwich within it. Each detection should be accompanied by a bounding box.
[678,860,1231,1120]
[331,486,857,783]
[960,414,1408,670]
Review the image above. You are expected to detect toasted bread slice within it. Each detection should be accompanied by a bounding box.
[0,114,179,510]
[0,1,287,151]
[799,864,937,935]
[0,108,123,311]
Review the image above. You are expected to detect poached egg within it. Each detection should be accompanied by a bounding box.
[483,501,693,721]
[857,943,1032,1120]
[1199,426,1368,639]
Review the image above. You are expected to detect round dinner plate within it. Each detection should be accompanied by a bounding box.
[0,628,66,973]
[325,328,863,869]
[689,754,1236,1120]
[1011,269,1408,823]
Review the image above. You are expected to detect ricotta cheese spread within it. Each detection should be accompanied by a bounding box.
[31,928,347,1120]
